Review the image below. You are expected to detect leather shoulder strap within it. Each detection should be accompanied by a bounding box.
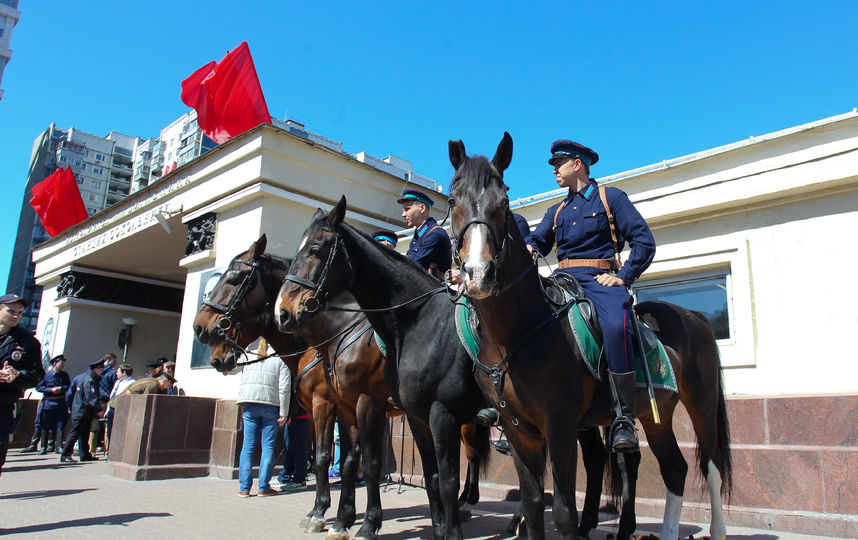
[598,186,622,266]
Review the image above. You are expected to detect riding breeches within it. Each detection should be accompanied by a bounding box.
[558,268,635,373]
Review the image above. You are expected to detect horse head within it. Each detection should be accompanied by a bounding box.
[192,234,292,371]
[277,197,352,332]
[448,132,514,298]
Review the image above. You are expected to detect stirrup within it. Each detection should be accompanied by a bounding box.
[475,407,500,427]
[608,416,639,453]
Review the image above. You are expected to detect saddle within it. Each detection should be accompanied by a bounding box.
[454,273,677,392]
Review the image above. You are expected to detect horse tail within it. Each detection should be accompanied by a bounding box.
[473,423,492,476]
[604,427,623,509]
[707,371,733,500]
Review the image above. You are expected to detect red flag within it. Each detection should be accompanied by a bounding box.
[29,167,89,237]
[181,41,271,144]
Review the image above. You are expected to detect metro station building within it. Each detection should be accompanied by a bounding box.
[26,112,858,536]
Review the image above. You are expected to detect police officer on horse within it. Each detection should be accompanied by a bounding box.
[526,140,656,452]
[398,189,452,279]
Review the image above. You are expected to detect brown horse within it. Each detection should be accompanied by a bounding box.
[192,236,347,535]
[446,133,731,540]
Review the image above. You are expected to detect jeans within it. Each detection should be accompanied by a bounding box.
[239,403,279,493]
[285,417,309,483]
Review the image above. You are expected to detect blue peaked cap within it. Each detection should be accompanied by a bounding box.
[548,140,599,167]
[396,188,434,207]
[372,229,398,246]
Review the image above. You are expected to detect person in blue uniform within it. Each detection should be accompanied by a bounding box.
[372,229,398,249]
[398,189,451,279]
[35,355,70,454]
[60,358,105,463]
[0,293,44,477]
[526,140,656,452]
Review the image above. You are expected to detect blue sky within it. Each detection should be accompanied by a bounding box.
[1,2,856,292]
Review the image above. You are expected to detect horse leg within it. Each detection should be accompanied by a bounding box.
[546,422,580,540]
[409,419,446,540]
[328,418,359,540]
[506,426,547,540]
[303,397,336,533]
[458,423,484,521]
[577,427,608,539]
[640,416,687,540]
[428,402,464,540]
[353,396,386,540]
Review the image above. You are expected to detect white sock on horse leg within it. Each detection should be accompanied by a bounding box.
[706,459,727,540]
[659,490,682,540]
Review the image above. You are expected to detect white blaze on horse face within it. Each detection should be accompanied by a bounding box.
[706,460,727,540]
[274,290,285,326]
[660,490,682,540]
[298,235,308,252]
[462,224,491,296]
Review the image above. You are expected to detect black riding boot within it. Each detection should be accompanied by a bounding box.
[54,431,64,454]
[475,407,500,427]
[609,371,638,452]
[38,431,49,455]
[46,431,56,453]
[21,430,41,453]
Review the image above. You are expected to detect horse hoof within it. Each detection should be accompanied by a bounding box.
[304,518,326,534]
[325,529,349,540]
[458,508,472,522]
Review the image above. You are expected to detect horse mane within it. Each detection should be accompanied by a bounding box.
[340,222,440,291]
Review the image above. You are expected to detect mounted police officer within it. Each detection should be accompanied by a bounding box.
[0,293,44,476]
[372,229,398,249]
[60,358,105,463]
[526,140,656,452]
[35,355,71,454]
[398,189,451,279]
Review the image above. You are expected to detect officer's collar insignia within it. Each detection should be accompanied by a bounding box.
[582,184,595,200]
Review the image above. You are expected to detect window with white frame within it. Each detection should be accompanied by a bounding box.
[634,270,731,340]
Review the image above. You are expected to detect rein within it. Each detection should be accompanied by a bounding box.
[232,317,365,367]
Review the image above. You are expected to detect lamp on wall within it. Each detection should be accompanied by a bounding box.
[155,210,173,234]
[119,317,138,363]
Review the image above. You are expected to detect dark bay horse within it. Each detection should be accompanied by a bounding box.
[192,236,351,536]
[446,133,732,540]
[276,202,492,540]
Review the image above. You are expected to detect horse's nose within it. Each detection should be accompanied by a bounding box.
[278,308,293,330]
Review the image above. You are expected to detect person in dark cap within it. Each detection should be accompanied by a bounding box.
[34,355,71,454]
[372,229,398,248]
[521,139,655,452]
[0,293,44,476]
[144,356,167,378]
[397,188,451,279]
[59,358,105,462]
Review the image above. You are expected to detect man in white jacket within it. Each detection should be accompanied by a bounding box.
[236,348,289,497]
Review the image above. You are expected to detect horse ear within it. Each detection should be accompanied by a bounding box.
[448,140,466,170]
[252,234,267,258]
[491,132,513,174]
[312,208,325,221]
[327,195,347,227]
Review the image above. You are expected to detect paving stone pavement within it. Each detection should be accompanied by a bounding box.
[0,452,836,539]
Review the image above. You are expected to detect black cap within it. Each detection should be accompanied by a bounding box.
[0,293,28,307]
[89,358,105,369]
[146,357,166,370]
[548,140,599,167]
[396,189,434,207]
[50,354,66,365]
[372,229,398,246]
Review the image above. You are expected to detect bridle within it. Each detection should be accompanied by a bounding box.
[202,257,270,342]
[282,230,352,315]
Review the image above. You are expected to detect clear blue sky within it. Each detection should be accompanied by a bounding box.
[2,2,856,292]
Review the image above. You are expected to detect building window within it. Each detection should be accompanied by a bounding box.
[80,163,87,171]
[634,272,731,340]
[96,153,105,162]
[91,180,102,188]
[75,178,84,185]
[88,194,96,201]
[93,167,103,175]
[60,156,68,163]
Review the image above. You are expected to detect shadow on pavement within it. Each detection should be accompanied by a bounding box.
[0,512,173,534]
[0,488,97,500]
[2,462,90,473]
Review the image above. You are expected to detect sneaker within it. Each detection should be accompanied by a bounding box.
[258,488,279,496]
[280,481,306,491]
[237,491,255,498]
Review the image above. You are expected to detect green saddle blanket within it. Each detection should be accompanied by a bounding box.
[454,295,678,394]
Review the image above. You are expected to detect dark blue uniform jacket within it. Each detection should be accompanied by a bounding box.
[37,370,71,402]
[406,217,452,274]
[526,180,655,286]
[70,371,101,420]
[0,326,44,406]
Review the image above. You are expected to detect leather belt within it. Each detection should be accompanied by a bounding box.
[557,258,616,270]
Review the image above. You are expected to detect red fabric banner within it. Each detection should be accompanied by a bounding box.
[180,41,271,144]
[29,167,89,237]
